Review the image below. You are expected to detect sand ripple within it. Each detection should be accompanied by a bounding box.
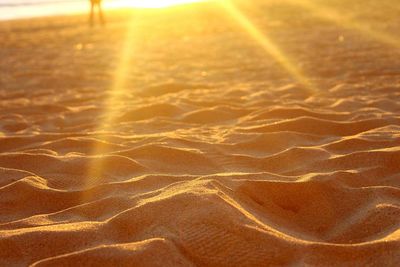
[1,1,400,265]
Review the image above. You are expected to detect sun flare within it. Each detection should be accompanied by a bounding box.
[219,0,316,92]
[116,0,204,8]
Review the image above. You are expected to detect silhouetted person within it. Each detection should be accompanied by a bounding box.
[89,0,105,27]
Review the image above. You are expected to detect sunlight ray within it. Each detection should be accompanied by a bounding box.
[218,0,316,92]
[288,0,400,49]
[83,14,138,200]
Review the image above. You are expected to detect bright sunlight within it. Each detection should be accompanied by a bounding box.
[117,0,204,8]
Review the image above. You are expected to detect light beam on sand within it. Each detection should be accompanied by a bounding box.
[218,0,316,91]
[288,0,400,49]
[83,14,137,199]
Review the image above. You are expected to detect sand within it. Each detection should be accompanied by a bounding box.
[1,0,400,266]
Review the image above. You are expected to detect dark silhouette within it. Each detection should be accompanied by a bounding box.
[89,0,105,27]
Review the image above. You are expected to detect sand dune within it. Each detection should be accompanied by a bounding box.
[1,0,400,266]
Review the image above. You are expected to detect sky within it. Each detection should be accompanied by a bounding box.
[0,0,203,20]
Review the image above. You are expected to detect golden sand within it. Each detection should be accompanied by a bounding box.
[0,1,399,266]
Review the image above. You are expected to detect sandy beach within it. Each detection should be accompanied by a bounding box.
[1,0,400,266]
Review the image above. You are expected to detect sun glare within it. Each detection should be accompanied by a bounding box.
[116,0,204,8]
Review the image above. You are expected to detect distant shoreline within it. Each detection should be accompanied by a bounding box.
[0,0,206,21]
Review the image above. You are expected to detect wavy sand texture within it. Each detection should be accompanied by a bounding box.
[0,0,400,266]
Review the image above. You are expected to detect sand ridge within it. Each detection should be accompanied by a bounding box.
[0,0,400,266]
